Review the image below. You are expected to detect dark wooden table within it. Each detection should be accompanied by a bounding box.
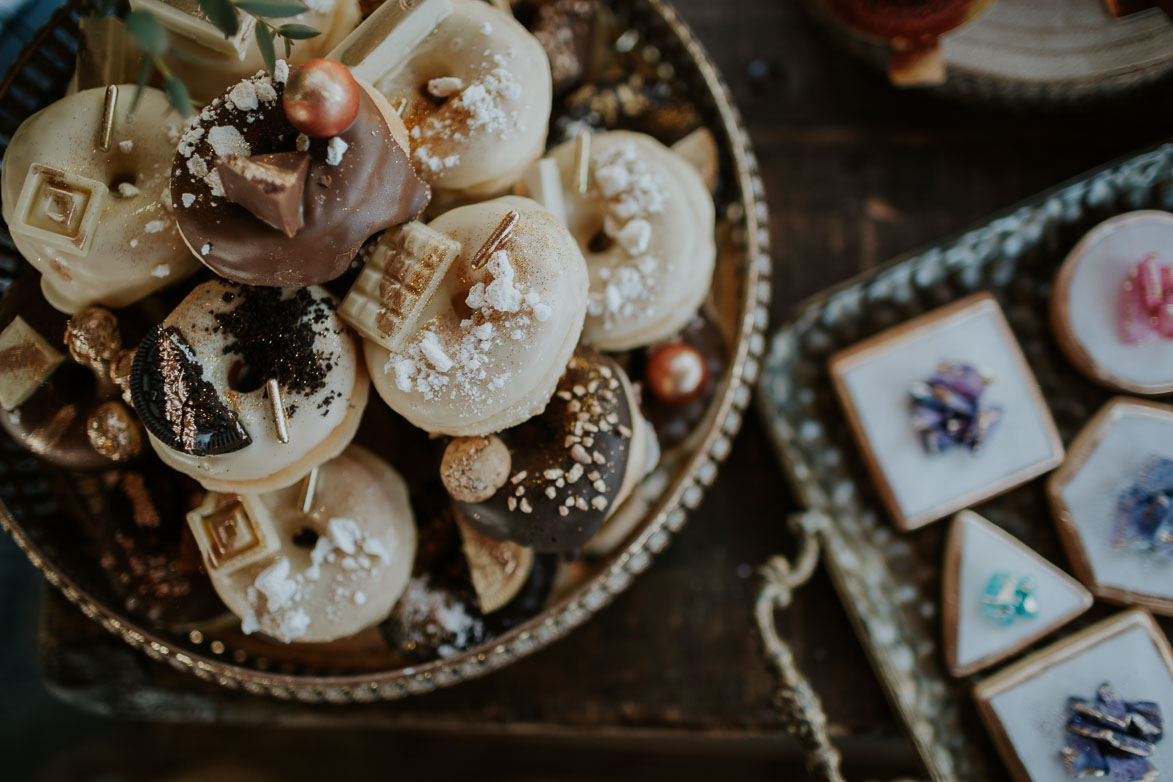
[25,2,1173,780]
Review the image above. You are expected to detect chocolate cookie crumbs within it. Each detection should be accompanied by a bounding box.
[213,285,335,397]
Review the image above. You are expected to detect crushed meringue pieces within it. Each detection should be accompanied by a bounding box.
[241,516,394,642]
[385,248,551,410]
[586,141,669,326]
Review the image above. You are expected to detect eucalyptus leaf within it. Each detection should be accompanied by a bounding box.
[131,56,154,113]
[198,0,239,38]
[167,48,216,65]
[164,75,193,117]
[277,23,320,39]
[255,23,276,75]
[126,10,169,56]
[235,0,308,18]
[283,36,291,58]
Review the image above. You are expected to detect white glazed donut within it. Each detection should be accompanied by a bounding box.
[129,0,361,103]
[131,280,369,493]
[328,0,552,205]
[187,445,417,643]
[532,130,716,351]
[0,85,200,313]
[356,195,587,436]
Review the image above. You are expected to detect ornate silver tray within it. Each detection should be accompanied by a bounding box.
[0,0,771,701]
[758,143,1173,779]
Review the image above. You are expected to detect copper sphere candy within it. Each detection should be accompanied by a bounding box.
[646,343,709,405]
[283,58,361,138]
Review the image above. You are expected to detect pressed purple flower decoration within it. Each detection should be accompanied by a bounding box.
[1061,683,1164,781]
[1114,456,1173,556]
[908,361,1002,455]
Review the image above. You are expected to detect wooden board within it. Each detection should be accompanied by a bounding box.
[810,0,1173,102]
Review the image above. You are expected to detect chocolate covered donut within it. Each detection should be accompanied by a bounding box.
[0,273,140,470]
[170,66,429,288]
[450,346,645,553]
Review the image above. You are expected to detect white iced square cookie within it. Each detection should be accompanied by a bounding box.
[829,292,1064,530]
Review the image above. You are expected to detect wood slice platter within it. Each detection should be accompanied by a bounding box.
[809,0,1173,104]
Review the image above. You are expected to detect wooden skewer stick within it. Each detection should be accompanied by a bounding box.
[574,129,591,195]
[298,465,319,515]
[98,85,118,153]
[267,378,290,444]
[490,0,512,15]
[469,209,520,270]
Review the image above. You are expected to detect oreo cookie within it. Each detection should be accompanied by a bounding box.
[130,325,250,456]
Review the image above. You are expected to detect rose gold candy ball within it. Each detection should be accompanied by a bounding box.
[282,59,360,139]
[646,343,709,406]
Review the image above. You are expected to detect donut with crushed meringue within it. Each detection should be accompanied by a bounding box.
[327,0,553,206]
[188,445,416,644]
[524,130,716,351]
[356,195,588,436]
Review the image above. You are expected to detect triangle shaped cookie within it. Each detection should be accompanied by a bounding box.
[942,510,1092,677]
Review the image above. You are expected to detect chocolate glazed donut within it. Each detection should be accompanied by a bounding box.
[0,273,127,470]
[454,346,635,553]
[171,71,430,287]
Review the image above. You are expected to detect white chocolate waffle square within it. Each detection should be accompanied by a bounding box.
[11,164,108,257]
[0,316,65,410]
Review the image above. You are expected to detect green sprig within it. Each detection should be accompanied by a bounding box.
[199,0,321,75]
[124,0,321,116]
[127,10,192,116]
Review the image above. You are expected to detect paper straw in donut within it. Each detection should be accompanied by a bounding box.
[327,0,553,206]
